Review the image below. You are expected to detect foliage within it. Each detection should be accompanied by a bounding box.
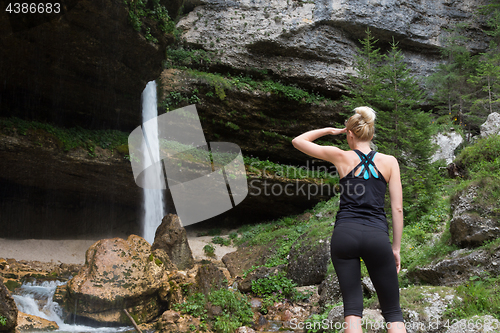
[303,304,338,333]
[159,90,201,112]
[444,273,500,320]
[212,236,231,246]
[182,69,334,105]
[174,289,253,333]
[344,29,437,226]
[0,316,6,327]
[428,2,500,136]
[0,117,129,156]
[124,0,175,43]
[203,244,215,257]
[251,272,311,313]
[236,197,338,267]
[454,134,500,173]
[165,48,217,69]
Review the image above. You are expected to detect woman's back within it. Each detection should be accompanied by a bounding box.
[335,149,388,232]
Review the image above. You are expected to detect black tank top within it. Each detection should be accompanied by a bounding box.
[335,150,388,233]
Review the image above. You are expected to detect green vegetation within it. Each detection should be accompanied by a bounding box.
[174,289,253,333]
[0,117,129,156]
[251,272,311,313]
[236,197,338,267]
[212,236,231,246]
[203,244,216,257]
[183,68,333,105]
[445,273,500,320]
[0,315,6,327]
[452,134,500,216]
[124,0,176,43]
[428,1,500,134]
[344,28,439,226]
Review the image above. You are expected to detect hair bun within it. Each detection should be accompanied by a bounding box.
[354,106,376,124]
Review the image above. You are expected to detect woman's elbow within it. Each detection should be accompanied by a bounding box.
[392,205,403,214]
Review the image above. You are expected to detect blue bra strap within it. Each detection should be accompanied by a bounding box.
[353,150,379,179]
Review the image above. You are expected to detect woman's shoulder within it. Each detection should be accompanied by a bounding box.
[374,151,397,163]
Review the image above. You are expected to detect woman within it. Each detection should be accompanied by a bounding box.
[292,106,406,333]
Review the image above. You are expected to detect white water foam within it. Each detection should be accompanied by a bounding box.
[13,280,131,332]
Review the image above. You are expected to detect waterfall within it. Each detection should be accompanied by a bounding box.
[13,281,130,332]
[141,81,165,244]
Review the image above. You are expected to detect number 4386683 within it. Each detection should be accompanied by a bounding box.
[6,3,61,14]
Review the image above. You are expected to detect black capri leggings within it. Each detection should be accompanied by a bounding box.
[330,222,404,323]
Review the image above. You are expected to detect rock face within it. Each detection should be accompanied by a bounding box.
[0,0,168,131]
[430,132,463,164]
[0,128,330,238]
[0,279,18,333]
[450,185,500,247]
[408,247,500,286]
[0,130,142,239]
[480,112,500,137]
[286,233,330,286]
[177,0,489,97]
[152,214,195,270]
[62,235,168,324]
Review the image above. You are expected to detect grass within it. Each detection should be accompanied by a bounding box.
[173,289,253,333]
[0,116,129,156]
[444,272,500,320]
[235,197,339,267]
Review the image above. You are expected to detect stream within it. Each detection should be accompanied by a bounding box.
[12,280,132,333]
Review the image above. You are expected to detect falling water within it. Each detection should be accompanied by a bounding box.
[13,281,130,332]
[141,81,165,244]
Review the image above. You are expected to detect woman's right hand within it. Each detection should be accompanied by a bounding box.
[393,248,401,274]
[329,127,347,136]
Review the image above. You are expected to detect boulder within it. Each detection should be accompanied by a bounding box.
[195,262,227,296]
[286,233,330,286]
[317,274,342,312]
[0,279,18,333]
[61,235,168,325]
[430,132,463,165]
[238,266,285,293]
[362,277,376,298]
[222,245,272,278]
[450,185,500,247]
[158,310,202,333]
[480,112,500,137]
[408,249,491,286]
[152,214,195,271]
[16,312,59,331]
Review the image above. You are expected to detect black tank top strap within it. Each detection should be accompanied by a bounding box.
[352,150,382,180]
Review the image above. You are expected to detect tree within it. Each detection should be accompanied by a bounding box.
[344,28,385,111]
[427,23,477,130]
[345,31,435,224]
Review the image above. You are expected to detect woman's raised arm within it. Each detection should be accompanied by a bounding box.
[291,127,347,164]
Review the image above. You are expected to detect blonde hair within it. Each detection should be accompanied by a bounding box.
[345,106,376,141]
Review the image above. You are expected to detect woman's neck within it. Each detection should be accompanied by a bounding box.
[351,141,371,153]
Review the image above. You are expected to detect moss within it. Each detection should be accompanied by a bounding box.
[4,280,21,292]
